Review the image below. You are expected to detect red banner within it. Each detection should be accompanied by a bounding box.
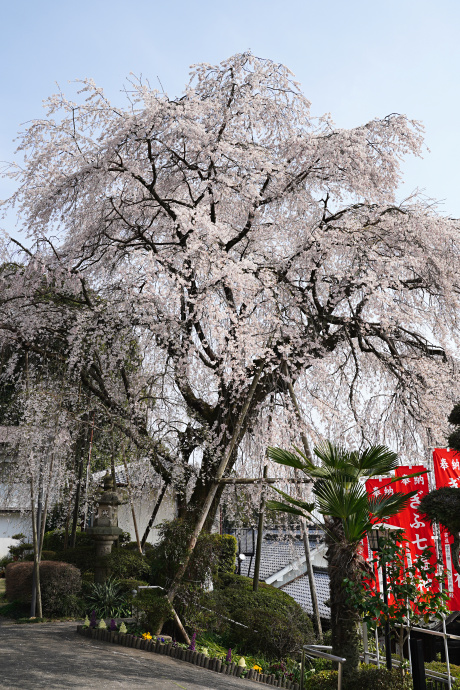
[365,477,403,592]
[433,449,460,609]
[394,466,438,591]
[365,468,437,596]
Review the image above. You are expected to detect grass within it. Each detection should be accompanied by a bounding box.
[0,579,6,599]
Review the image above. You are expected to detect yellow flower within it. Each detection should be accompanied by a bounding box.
[142,632,153,640]
[253,664,262,672]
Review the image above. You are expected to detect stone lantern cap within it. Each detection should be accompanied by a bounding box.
[87,472,123,537]
[98,473,123,506]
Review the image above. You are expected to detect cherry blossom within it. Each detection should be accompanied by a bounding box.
[1,52,460,536]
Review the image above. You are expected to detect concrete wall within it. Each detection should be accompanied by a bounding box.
[117,487,177,546]
[0,512,32,558]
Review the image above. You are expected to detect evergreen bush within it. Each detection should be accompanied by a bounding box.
[134,587,174,633]
[51,545,97,574]
[116,578,149,597]
[42,528,94,551]
[5,561,82,617]
[305,666,412,690]
[102,548,150,580]
[148,519,237,588]
[202,573,315,659]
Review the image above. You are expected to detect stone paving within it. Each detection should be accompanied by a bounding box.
[0,620,258,689]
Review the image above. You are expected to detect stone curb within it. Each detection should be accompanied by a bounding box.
[76,626,300,689]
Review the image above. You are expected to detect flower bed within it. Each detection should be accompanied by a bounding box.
[76,624,301,688]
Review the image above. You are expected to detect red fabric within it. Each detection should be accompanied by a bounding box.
[432,449,460,610]
[394,465,438,597]
[365,469,436,596]
[365,477,401,593]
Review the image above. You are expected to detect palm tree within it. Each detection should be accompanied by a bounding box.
[266,441,417,677]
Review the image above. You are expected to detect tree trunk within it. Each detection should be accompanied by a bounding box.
[326,526,361,678]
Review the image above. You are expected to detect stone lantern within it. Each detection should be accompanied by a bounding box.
[87,472,123,583]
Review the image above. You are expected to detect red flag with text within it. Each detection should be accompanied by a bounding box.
[433,449,460,610]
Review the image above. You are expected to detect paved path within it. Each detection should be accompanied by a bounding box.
[0,621,258,689]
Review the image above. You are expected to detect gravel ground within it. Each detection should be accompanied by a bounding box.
[0,620,258,690]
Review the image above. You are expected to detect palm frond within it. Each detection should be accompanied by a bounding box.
[266,446,309,472]
[314,479,368,520]
[353,445,399,477]
[314,441,353,470]
[272,486,315,514]
[369,491,417,519]
[265,500,309,518]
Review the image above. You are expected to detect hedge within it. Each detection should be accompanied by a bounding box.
[148,519,237,588]
[102,549,150,580]
[42,528,94,551]
[305,666,412,690]
[202,573,315,659]
[5,561,82,617]
[51,546,97,574]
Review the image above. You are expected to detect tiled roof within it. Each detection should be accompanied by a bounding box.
[282,572,330,619]
[240,540,307,580]
[239,536,323,579]
[239,537,330,619]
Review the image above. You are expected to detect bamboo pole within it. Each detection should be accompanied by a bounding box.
[121,450,142,554]
[286,373,323,642]
[30,474,42,618]
[82,412,95,529]
[141,481,168,549]
[253,465,268,592]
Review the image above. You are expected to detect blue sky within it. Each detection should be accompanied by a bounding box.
[1,0,459,240]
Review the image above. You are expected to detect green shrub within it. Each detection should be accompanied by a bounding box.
[83,577,131,618]
[305,666,412,690]
[202,573,314,659]
[102,549,150,580]
[219,534,238,573]
[41,550,56,561]
[23,550,57,563]
[174,583,220,634]
[117,578,149,597]
[42,528,94,551]
[148,519,237,589]
[134,587,174,634]
[81,572,94,584]
[0,555,14,575]
[122,541,155,555]
[0,600,30,619]
[5,561,82,617]
[51,546,96,574]
[305,670,338,690]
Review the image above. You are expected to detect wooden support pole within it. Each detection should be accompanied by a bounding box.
[30,475,42,619]
[285,372,323,642]
[141,481,168,549]
[122,452,142,554]
[253,465,268,592]
[219,477,311,485]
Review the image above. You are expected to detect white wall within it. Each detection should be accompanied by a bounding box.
[0,512,32,558]
[117,487,177,546]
